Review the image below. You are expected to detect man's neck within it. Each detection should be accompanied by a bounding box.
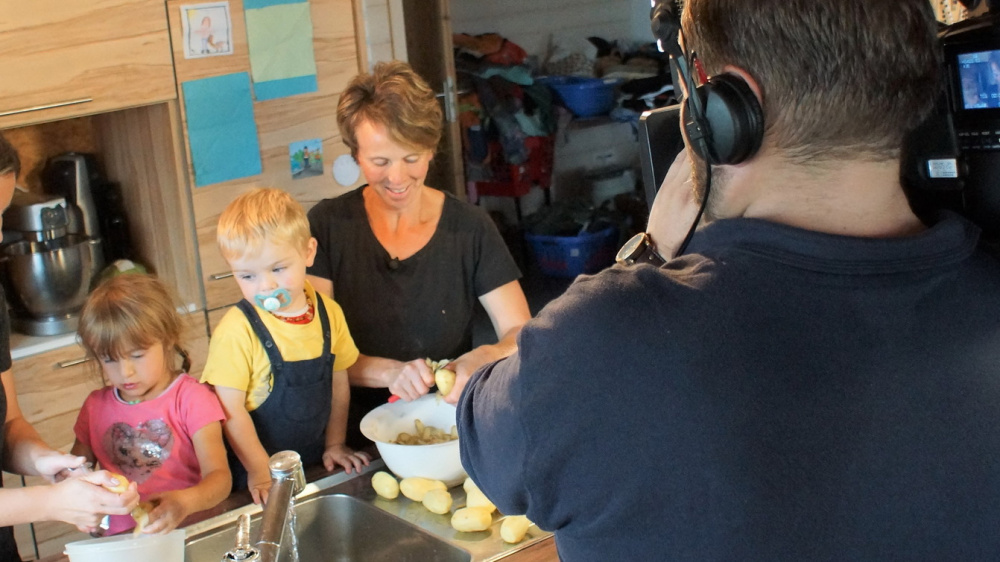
[726,151,926,238]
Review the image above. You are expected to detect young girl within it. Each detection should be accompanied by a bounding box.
[71,274,231,536]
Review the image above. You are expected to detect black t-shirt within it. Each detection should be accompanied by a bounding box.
[0,283,22,561]
[308,186,521,436]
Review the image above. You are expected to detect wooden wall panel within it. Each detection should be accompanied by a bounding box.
[166,0,364,311]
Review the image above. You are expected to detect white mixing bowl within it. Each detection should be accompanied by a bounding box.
[360,394,466,487]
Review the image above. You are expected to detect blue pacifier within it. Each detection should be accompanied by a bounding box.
[254,288,292,311]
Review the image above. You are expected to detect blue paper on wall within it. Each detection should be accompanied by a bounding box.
[244,0,318,101]
[181,73,262,187]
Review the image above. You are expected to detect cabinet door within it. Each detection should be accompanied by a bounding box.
[0,0,175,128]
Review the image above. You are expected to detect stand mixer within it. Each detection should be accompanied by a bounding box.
[0,187,103,336]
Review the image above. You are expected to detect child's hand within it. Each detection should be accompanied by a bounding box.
[140,492,187,535]
[248,471,272,505]
[323,444,371,474]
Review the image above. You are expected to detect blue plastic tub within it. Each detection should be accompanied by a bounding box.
[525,226,619,277]
[540,76,620,118]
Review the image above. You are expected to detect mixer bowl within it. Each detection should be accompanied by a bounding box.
[0,235,101,336]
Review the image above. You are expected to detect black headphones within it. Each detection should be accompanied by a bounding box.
[650,0,764,165]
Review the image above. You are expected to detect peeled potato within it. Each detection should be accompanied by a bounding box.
[103,472,130,494]
[399,477,447,502]
[422,488,453,515]
[463,477,477,494]
[371,471,400,500]
[500,515,532,543]
[99,471,152,535]
[132,501,154,537]
[435,367,456,396]
[463,478,496,513]
[466,486,496,513]
[451,506,493,532]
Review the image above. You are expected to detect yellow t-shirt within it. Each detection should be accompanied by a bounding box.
[201,282,359,411]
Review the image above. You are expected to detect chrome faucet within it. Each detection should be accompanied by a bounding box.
[221,513,258,561]
[222,451,306,562]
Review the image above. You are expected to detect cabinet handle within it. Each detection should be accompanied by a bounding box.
[57,357,91,369]
[210,272,234,281]
[0,98,93,118]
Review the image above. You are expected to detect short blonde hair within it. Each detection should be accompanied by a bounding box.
[217,188,311,261]
[78,274,185,365]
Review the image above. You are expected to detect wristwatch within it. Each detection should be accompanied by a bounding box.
[616,232,666,266]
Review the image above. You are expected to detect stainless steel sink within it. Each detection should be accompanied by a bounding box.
[185,493,470,561]
[182,461,552,561]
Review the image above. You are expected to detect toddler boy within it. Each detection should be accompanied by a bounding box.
[202,187,369,503]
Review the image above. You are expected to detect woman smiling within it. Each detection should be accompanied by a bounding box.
[307,61,531,448]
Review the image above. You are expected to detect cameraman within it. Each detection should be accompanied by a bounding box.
[458,0,1000,560]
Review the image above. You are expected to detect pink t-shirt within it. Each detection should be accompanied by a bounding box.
[73,374,225,535]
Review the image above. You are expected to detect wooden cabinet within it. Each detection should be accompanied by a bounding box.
[0,0,176,129]
[165,0,364,312]
[3,103,203,311]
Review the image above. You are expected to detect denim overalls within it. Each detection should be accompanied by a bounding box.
[229,295,333,490]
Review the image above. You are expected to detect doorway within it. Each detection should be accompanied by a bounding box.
[400,0,465,200]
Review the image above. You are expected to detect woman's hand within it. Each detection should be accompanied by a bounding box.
[440,359,473,404]
[439,348,495,404]
[322,444,371,474]
[387,359,435,401]
[46,471,139,533]
[35,452,88,483]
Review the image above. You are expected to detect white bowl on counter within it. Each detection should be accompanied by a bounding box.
[360,393,467,487]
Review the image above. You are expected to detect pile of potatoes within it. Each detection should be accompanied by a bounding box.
[370,471,534,543]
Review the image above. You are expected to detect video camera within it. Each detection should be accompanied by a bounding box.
[904,7,1000,246]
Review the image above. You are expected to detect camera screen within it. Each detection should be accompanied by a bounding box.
[957,49,1000,110]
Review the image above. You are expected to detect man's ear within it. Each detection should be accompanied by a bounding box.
[721,65,763,107]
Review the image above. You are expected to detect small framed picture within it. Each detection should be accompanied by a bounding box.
[290,139,324,179]
[181,2,234,59]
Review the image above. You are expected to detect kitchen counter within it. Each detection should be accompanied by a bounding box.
[8,303,201,360]
[8,331,79,361]
[41,447,559,561]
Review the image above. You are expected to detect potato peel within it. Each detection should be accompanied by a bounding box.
[426,358,456,397]
[102,473,153,536]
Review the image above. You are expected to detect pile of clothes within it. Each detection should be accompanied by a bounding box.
[455,33,557,186]
[454,33,677,190]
